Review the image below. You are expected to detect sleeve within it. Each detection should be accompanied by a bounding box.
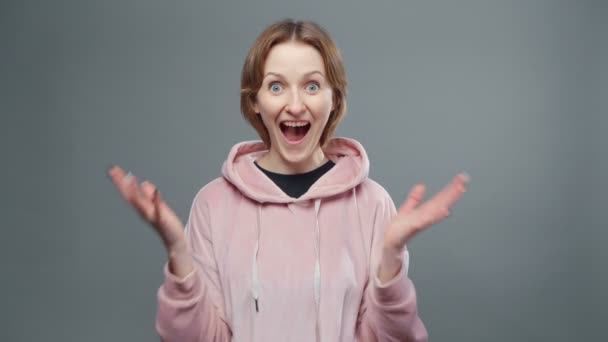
[356,190,429,342]
[155,190,231,342]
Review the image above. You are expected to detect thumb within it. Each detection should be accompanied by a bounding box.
[152,189,184,231]
[398,183,426,214]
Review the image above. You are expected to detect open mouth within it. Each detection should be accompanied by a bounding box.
[280,121,311,143]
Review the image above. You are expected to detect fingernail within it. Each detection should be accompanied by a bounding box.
[461,171,470,183]
[106,165,116,177]
[124,172,133,185]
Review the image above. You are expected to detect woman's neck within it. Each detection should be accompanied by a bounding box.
[257,147,327,175]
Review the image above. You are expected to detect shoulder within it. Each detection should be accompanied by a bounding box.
[349,178,397,225]
[196,177,233,198]
[356,178,394,207]
[190,177,239,210]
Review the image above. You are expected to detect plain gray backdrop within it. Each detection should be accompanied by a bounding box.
[1,0,606,341]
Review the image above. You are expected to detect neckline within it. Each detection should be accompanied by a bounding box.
[254,160,335,178]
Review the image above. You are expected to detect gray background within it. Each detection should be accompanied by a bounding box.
[1,0,606,341]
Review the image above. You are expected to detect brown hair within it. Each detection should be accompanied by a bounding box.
[240,19,348,147]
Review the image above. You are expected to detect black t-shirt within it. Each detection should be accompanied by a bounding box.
[254,160,336,198]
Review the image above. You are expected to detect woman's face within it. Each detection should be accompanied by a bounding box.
[254,41,334,172]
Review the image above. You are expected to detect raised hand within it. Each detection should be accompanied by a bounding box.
[107,165,187,254]
[385,173,469,251]
[379,173,469,282]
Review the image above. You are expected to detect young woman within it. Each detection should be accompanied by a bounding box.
[108,19,468,342]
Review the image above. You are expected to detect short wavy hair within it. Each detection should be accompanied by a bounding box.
[240,19,348,147]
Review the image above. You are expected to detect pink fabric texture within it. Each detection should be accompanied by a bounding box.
[156,137,428,341]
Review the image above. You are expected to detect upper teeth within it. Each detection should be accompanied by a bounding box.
[283,122,308,127]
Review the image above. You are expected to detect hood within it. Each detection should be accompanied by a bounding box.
[221,137,370,203]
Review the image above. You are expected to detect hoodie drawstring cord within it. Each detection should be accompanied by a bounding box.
[313,199,321,308]
[251,200,323,307]
[252,205,262,312]
[313,199,322,341]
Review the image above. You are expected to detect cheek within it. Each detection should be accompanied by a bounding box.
[257,95,284,116]
[259,113,277,133]
[309,94,334,121]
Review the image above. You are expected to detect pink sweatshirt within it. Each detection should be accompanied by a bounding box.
[156,137,428,341]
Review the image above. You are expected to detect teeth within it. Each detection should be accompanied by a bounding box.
[282,122,309,127]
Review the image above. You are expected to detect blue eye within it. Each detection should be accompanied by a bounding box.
[270,83,282,93]
[306,83,319,92]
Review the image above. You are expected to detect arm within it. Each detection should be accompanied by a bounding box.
[156,190,231,342]
[356,192,428,342]
[106,167,231,341]
[357,173,468,341]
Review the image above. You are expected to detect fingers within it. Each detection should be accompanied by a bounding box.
[107,165,156,222]
[423,172,469,213]
[107,165,185,249]
[152,189,186,246]
[108,166,139,202]
[107,165,128,194]
[125,174,157,221]
[398,184,426,214]
[140,180,157,201]
[399,172,470,235]
[417,203,451,228]
[153,188,166,226]
[153,189,179,227]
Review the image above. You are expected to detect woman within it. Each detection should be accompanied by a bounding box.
[108,19,468,341]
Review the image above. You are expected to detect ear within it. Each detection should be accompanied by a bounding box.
[252,99,259,114]
[332,93,339,112]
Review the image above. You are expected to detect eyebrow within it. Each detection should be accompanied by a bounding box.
[263,70,325,80]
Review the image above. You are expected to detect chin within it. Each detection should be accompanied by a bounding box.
[278,146,315,164]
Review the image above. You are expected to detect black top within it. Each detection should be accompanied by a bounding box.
[254,160,336,198]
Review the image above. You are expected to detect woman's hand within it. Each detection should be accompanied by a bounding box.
[379,173,469,282]
[107,166,194,277]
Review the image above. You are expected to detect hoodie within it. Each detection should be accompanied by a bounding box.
[156,137,428,342]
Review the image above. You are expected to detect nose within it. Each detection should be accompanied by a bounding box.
[285,89,306,116]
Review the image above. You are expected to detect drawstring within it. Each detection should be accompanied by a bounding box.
[251,200,323,306]
[313,199,322,341]
[252,205,262,312]
[313,199,321,308]
[352,187,370,277]
[248,190,366,341]
[251,199,323,340]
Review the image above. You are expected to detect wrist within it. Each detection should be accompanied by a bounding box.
[383,235,405,258]
[167,243,194,279]
[378,247,404,283]
[166,239,189,258]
